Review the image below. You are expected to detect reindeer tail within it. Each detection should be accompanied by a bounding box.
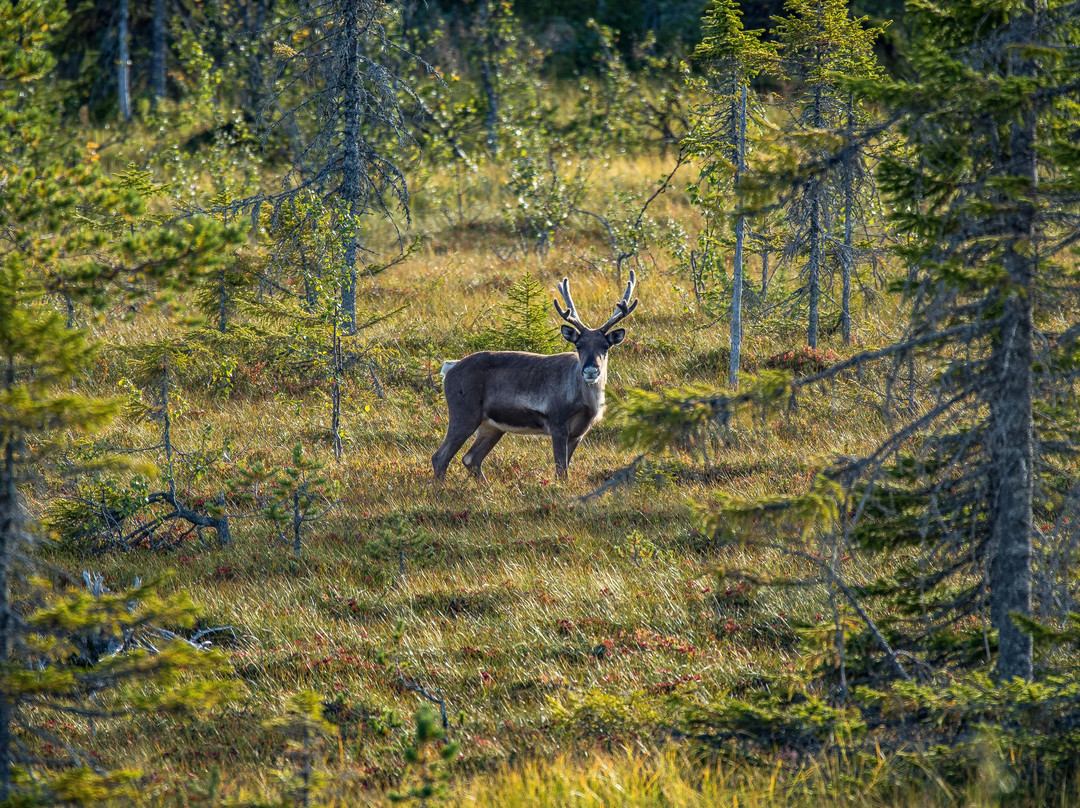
[439,360,459,380]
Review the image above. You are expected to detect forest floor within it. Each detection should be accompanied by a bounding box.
[33,150,1010,806]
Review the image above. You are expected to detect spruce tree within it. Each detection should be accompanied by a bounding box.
[689,0,774,387]
[259,0,421,332]
[472,272,563,355]
[621,0,1080,683]
[0,201,233,808]
[262,443,335,559]
[844,0,1080,681]
[771,0,882,349]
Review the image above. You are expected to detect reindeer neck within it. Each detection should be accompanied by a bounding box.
[581,368,607,412]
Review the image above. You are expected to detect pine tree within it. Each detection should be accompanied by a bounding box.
[0,199,232,808]
[263,691,338,808]
[0,10,238,798]
[262,444,336,559]
[390,706,459,807]
[117,337,234,546]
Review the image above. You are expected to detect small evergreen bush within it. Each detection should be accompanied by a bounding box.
[468,273,564,354]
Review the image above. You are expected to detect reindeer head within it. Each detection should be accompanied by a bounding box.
[554,271,638,385]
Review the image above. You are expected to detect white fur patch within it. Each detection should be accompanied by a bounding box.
[484,418,548,437]
[439,360,459,380]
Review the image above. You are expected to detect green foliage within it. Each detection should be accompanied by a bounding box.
[693,0,773,89]
[853,675,1080,795]
[755,0,885,348]
[615,371,792,458]
[264,691,338,808]
[259,444,336,558]
[362,514,437,580]
[469,273,563,354]
[549,688,665,742]
[773,0,883,97]
[0,11,241,798]
[685,690,866,755]
[44,476,155,552]
[390,706,459,806]
[832,0,1080,681]
[7,0,1080,801]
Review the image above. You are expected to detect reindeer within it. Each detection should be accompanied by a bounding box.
[433,271,639,481]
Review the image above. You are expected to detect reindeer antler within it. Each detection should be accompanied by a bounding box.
[554,277,590,332]
[598,269,639,333]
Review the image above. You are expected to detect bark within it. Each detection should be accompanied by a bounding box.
[481,60,498,157]
[478,1,498,157]
[339,3,366,332]
[331,320,343,459]
[807,180,822,350]
[117,0,131,121]
[761,247,769,298]
[293,490,302,558]
[806,85,825,350]
[152,0,167,101]
[300,242,317,309]
[729,85,748,389]
[245,0,271,108]
[988,282,1034,681]
[841,99,855,345]
[161,371,174,494]
[989,46,1039,682]
[218,270,228,333]
[0,359,17,800]
[150,492,232,547]
[0,443,14,800]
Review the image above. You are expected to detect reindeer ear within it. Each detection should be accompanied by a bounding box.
[561,325,580,344]
[607,328,626,346]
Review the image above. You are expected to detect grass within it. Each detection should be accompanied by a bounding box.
[31,145,1005,806]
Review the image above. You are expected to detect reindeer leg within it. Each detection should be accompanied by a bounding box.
[566,436,582,469]
[433,417,481,481]
[552,429,570,479]
[462,424,503,481]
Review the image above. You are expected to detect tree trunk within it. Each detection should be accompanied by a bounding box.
[293,489,302,558]
[152,0,167,101]
[729,85,748,389]
[339,4,365,332]
[245,0,271,108]
[0,359,17,800]
[807,180,821,350]
[331,319,343,459]
[987,285,1033,681]
[478,1,498,157]
[299,242,318,310]
[218,270,228,333]
[161,368,174,494]
[761,247,769,298]
[989,45,1039,683]
[117,0,131,121]
[481,60,498,157]
[805,84,825,350]
[841,99,855,345]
